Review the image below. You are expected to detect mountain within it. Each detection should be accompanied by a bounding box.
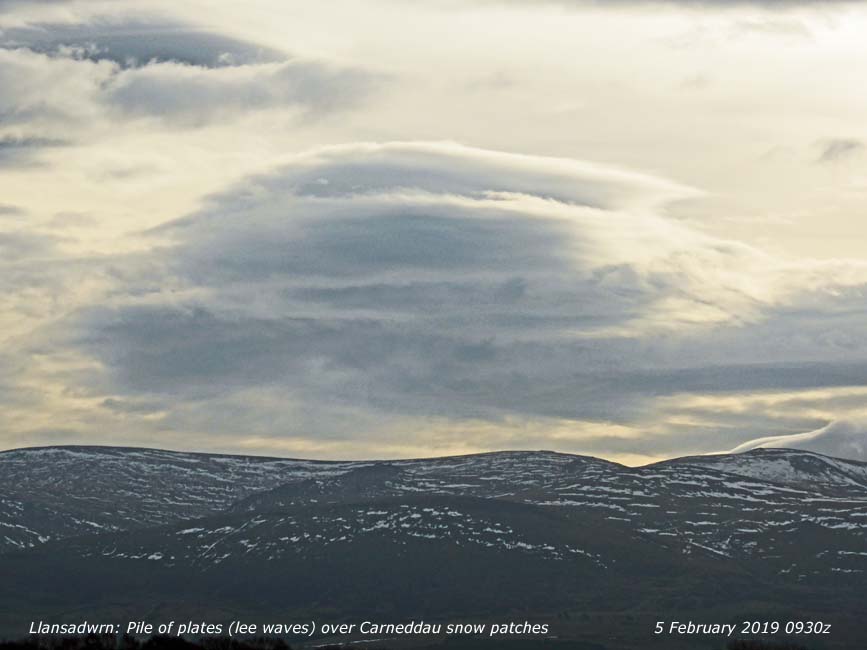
[656,448,867,491]
[0,446,354,551]
[1,445,866,649]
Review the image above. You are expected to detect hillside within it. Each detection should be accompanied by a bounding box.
[0,446,865,648]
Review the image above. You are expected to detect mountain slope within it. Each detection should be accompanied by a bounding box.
[1,445,866,648]
[0,446,354,550]
[655,447,867,491]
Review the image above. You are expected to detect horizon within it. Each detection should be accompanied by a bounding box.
[1,441,861,469]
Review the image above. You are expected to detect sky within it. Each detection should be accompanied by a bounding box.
[2,0,867,464]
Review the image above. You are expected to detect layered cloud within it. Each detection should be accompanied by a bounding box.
[1,20,285,68]
[0,13,378,135]
[20,142,856,461]
[0,49,376,130]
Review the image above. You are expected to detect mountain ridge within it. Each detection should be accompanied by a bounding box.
[2,444,866,648]
[5,442,866,473]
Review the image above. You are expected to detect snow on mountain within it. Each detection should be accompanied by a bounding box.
[657,447,867,491]
[2,444,866,647]
[1,444,866,582]
[0,445,355,550]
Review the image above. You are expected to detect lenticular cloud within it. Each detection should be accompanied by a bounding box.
[55,141,867,457]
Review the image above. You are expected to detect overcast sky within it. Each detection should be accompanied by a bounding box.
[2,0,867,464]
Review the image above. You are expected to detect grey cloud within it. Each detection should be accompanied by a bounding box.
[59,145,700,425]
[581,361,867,398]
[1,20,287,69]
[104,59,378,125]
[816,138,865,163]
[0,203,25,216]
[0,135,66,167]
[56,143,866,461]
[165,208,580,282]
[0,230,59,261]
[7,428,82,445]
[0,0,71,9]
[496,0,859,7]
[0,34,378,132]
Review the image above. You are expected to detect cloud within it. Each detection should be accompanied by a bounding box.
[0,134,66,166]
[0,47,114,127]
[816,138,865,164]
[0,32,378,133]
[59,143,709,415]
[730,420,867,461]
[105,59,378,125]
[496,0,858,7]
[0,203,26,216]
[0,20,287,68]
[0,0,71,9]
[32,141,861,460]
[0,230,58,261]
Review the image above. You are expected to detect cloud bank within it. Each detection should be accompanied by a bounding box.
[13,142,854,461]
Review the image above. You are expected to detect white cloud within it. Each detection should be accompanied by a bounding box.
[0,47,377,132]
[0,47,112,127]
[730,420,867,461]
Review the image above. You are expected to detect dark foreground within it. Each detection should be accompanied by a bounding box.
[2,446,865,648]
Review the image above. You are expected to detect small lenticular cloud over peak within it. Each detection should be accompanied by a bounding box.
[731,421,867,461]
